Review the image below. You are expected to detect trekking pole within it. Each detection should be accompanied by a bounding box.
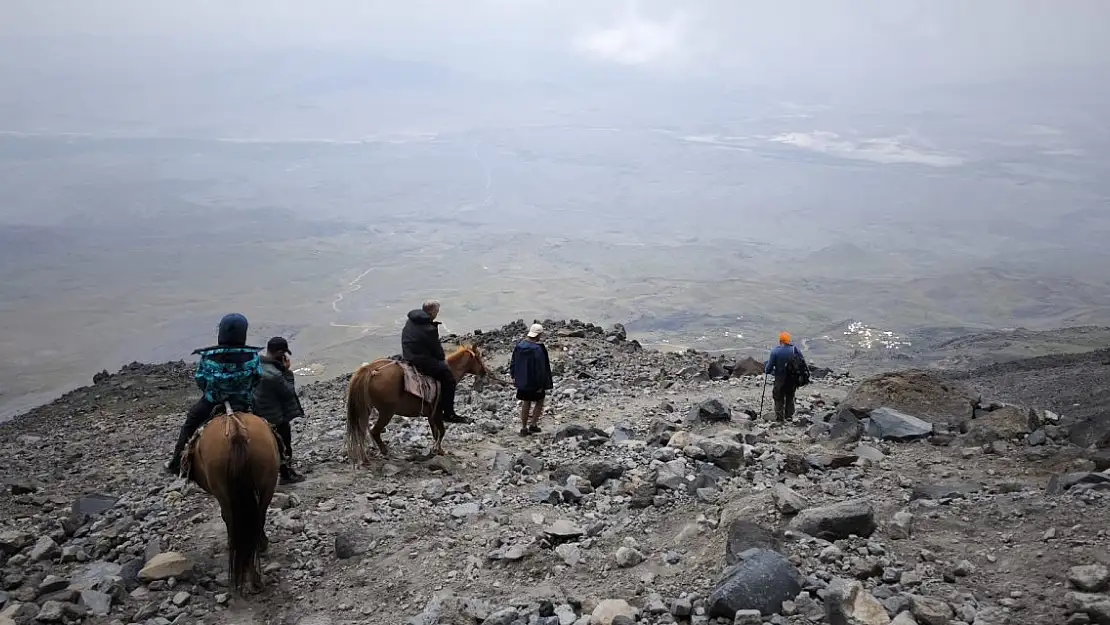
[758,374,768,418]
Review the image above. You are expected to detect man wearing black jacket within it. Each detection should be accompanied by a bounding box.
[401,300,465,423]
[253,336,306,484]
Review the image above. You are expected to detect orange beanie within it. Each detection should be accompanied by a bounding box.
[779,332,792,345]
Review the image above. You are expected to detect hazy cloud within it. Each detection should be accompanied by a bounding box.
[574,3,690,68]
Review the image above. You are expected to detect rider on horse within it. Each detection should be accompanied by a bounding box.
[165,313,263,476]
[401,300,466,423]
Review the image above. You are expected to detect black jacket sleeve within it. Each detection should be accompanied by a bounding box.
[280,371,305,421]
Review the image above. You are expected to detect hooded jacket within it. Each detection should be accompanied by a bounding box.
[253,354,304,425]
[510,339,554,393]
[193,313,262,407]
[401,309,446,368]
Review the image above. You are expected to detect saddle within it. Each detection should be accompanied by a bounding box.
[393,360,441,415]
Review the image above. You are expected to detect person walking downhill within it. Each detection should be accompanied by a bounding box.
[253,337,307,485]
[510,323,554,437]
[764,331,808,421]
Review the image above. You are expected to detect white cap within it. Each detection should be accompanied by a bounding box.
[527,323,544,338]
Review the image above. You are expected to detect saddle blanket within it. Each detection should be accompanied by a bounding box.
[396,361,441,407]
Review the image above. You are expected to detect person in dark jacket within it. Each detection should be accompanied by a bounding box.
[510,323,554,437]
[401,300,465,423]
[764,331,806,421]
[254,336,306,484]
[165,313,262,475]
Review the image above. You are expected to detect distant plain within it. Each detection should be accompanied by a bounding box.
[3,102,1110,420]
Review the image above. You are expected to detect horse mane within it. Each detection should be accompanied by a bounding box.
[452,343,480,356]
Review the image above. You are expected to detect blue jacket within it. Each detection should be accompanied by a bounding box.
[765,344,805,377]
[192,313,262,407]
[510,340,554,392]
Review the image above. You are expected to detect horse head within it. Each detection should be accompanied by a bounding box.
[456,344,509,385]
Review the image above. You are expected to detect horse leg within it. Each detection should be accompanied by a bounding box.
[430,414,446,456]
[370,409,395,457]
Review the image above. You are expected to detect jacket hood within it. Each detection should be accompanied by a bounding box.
[407,309,435,324]
[517,339,545,351]
[217,313,249,346]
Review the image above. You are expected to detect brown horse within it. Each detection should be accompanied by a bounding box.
[345,345,498,463]
[184,407,280,594]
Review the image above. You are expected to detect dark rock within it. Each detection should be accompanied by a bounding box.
[965,404,1038,445]
[828,408,864,443]
[788,500,877,540]
[552,424,609,442]
[71,494,119,520]
[708,549,803,618]
[725,520,779,565]
[707,361,729,380]
[628,483,656,509]
[700,438,747,472]
[1068,412,1110,449]
[865,407,934,441]
[1048,472,1110,496]
[334,530,370,560]
[610,423,636,444]
[806,452,859,470]
[729,357,765,377]
[689,399,732,423]
[6,477,41,495]
[1088,451,1110,472]
[782,454,809,475]
[911,483,980,502]
[0,530,33,555]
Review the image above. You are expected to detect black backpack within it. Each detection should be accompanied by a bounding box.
[783,347,811,387]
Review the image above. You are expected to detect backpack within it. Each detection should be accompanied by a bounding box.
[783,346,811,387]
[195,347,262,406]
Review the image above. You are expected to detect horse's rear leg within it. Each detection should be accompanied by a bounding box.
[430,415,446,456]
[370,410,395,457]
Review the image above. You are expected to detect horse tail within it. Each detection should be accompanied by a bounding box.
[345,364,375,466]
[225,417,262,593]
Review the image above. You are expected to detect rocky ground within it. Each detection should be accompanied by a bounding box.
[3,320,1110,625]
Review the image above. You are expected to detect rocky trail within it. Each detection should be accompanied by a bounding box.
[3,320,1110,625]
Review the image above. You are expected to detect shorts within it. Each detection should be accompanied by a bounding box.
[516,389,546,402]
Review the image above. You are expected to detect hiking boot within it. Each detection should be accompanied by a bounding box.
[442,412,472,424]
[519,427,530,437]
[279,466,306,485]
[164,459,180,477]
[527,424,542,433]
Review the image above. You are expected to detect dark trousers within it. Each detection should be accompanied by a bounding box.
[772,378,798,421]
[414,359,456,416]
[170,398,218,465]
[275,421,293,462]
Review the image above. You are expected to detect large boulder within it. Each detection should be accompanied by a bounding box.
[965,404,1039,445]
[708,549,803,618]
[689,399,732,424]
[824,578,891,625]
[788,500,877,540]
[729,357,765,377]
[1069,411,1110,449]
[865,408,934,441]
[725,520,780,565]
[841,371,978,426]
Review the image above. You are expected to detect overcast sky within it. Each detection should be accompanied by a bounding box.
[2,0,1109,135]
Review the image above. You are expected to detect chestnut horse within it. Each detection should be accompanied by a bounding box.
[345,345,497,463]
[183,405,280,594]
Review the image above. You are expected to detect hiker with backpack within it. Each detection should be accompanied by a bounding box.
[764,331,810,421]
